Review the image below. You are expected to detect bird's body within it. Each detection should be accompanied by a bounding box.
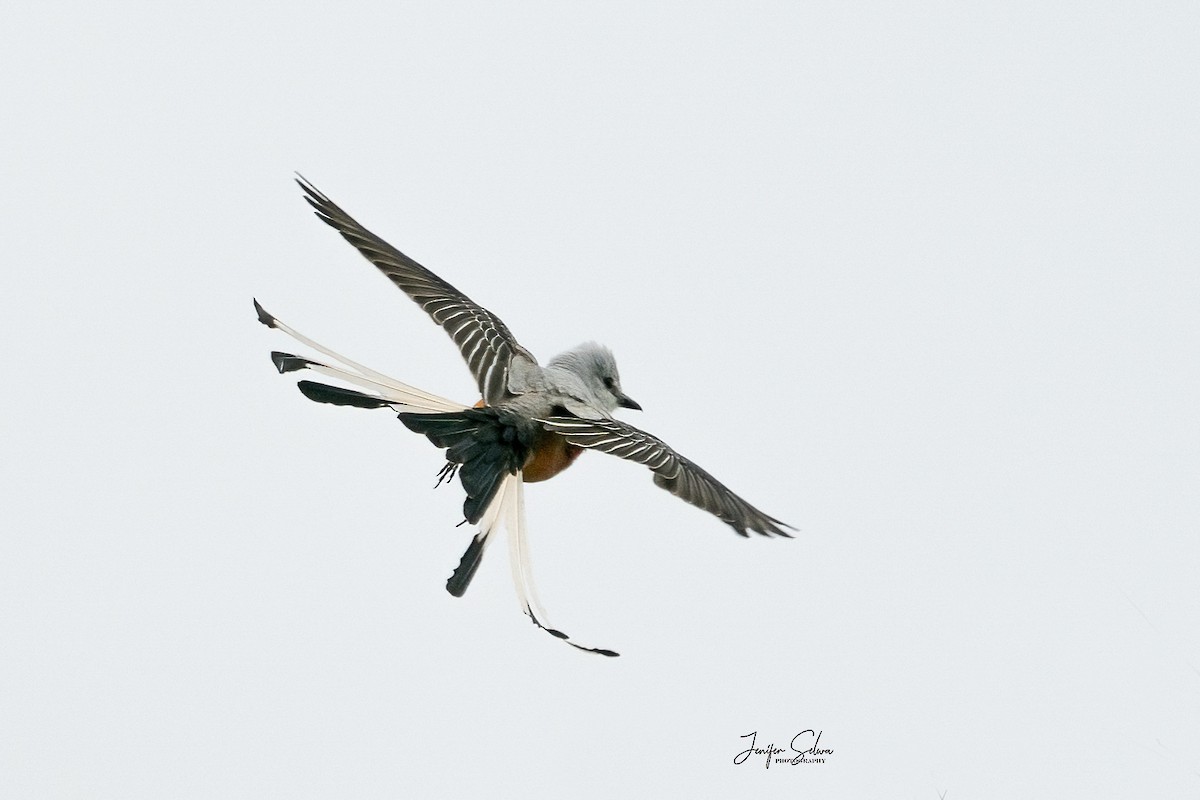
[256,177,792,656]
[465,398,583,483]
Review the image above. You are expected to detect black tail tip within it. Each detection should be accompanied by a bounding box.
[566,641,621,657]
[253,298,277,328]
[295,380,390,409]
[270,351,313,374]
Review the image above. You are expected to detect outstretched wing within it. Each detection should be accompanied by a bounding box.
[296,176,538,405]
[537,417,794,538]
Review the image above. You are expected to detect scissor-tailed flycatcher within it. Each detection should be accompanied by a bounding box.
[256,177,792,656]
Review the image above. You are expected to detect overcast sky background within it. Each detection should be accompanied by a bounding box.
[2,3,1198,797]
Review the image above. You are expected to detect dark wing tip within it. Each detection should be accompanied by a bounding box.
[766,516,799,537]
[294,173,323,201]
[253,298,277,328]
[743,516,796,539]
[294,176,350,232]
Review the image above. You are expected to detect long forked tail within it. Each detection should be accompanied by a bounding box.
[254,298,465,414]
[256,299,617,655]
[401,409,619,656]
[493,473,619,657]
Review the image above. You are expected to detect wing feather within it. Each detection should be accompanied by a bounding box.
[538,416,794,538]
[296,177,538,404]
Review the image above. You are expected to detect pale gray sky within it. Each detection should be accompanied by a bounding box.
[2,2,1198,797]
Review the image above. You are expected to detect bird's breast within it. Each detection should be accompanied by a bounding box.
[472,398,582,483]
[522,432,584,483]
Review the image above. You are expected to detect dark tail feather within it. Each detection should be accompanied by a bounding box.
[296,380,391,409]
[447,534,487,597]
[400,409,532,525]
[271,351,317,374]
[253,298,278,328]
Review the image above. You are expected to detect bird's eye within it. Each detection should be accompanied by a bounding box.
[603,377,615,389]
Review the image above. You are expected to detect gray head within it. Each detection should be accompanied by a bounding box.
[547,342,642,413]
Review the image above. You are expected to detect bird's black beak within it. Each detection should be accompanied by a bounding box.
[618,394,642,411]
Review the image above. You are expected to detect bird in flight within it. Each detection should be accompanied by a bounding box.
[256,177,793,656]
